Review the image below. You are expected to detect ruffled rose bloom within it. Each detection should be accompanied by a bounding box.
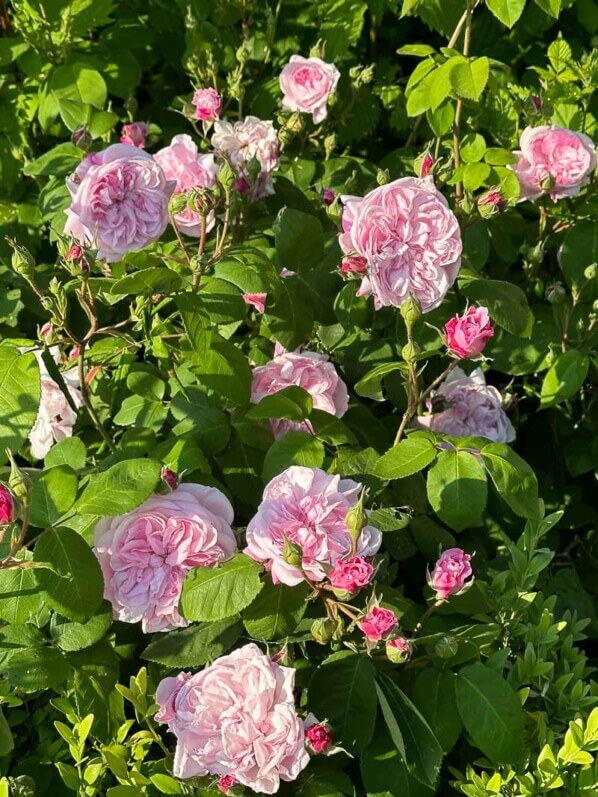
[428,548,473,600]
[120,122,148,148]
[386,636,412,663]
[279,55,340,124]
[328,555,374,595]
[245,466,382,586]
[27,350,83,460]
[512,125,596,202]
[359,606,398,641]
[192,87,222,122]
[154,134,218,237]
[64,144,175,262]
[212,116,279,199]
[155,643,309,793]
[93,484,237,633]
[251,344,349,439]
[243,292,267,314]
[417,367,515,443]
[0,485,14,525]
[444,306,494,359]
[339,177,462,312]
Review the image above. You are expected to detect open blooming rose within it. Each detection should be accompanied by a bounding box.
[328,555,374,595]
[154,134,218,236]
[339,177,462,312]
[245,466,382,586]
[359,606,398,641]
[212,116,279,199]
[428,548,473,600]
[192,87,222,122]
[417,367,515,443]
[444,305,494,359]
[512,125,596,202]
[279,55,340,123]
[64,144,175,262]
[251,344,349,438]
[93,484,237,633]
[155,643,309,793]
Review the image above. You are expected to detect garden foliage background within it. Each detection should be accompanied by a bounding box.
[0,0,597,795]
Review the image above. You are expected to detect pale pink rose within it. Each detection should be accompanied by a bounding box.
[154,134,218,237]
[428,547,472,600]
[386,636,412,663]
[328,555,373,594]
[192,87,222,122]
[304,718,333,754]
[64,144,175,262]
[242,292,267,314]
[245,466,382,587]
[339,177,462,312]
[155,643,309,793]
[93,484,237,633]
[212,116,279,199]
[417,367,515,443]
[444,306,494,359]
[279,55,340,124]
[512,125,596,202]
[359,606,398,641]
[120,122,148,148]
[0,485,14,525]
[251,345,348,438]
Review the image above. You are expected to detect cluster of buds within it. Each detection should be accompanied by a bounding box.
[358,602,412,662]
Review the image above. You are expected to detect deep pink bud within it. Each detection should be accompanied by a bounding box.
[235,176,251,195]
[192,88,222,122]
[530,95,542,113]
[305,723,333,754]
[359,606,398,641]
[428,548,473,600]
[420,153,434,178]
[444,305,494,359]
[161,467,178,491]
[0,484,14,525]
[386,636,412,663]
[322,187,336,206]
[66,244,84,262]
[328,555,373,596]
[217,775,237,794]
[120,122,148,149]
[41,322,52,339]
[242,292,267,314]
[71,126,92,150]
[478,189,505,216]
[340,256,368,276]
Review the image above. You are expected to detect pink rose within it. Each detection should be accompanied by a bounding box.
[251,345,348,439]
[64,144,175,262]
[386,636,412,663]
[154,134,218,237]
[120,122,148,148]
[444,306,494,359]
[322,187,335,205]
[428,547,472,600]
[93,484,237,633]
[417,367,515,443]
[192,87,222,122]
[420,153,434,178]
[340,255,368,276]
[328,555,374,595]
[512,125,596,202]
[304,717,333,754]
[279,55,340,124]
[212,116,279,199]
[161,467,178,491]
[359,606,398,641]
[217,775,237,794]
[155,643,309,793]
[0,485,14,525]
[242,292,267,314]
[339,177,462,313]
[244,466,382,587]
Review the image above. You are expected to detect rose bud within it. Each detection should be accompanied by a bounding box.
[434,635,459,659]
[305,722,333,754]
[192,87,222,122]
[0,484,14,525]
[340,255,368,276]
[386,636,412,664]
[428,548,473,601]
[358,606,398,642]
[217,775,237,794]
[71,126,93,150]
[478,189,505,217]
[419,152,434,178]
[120,122,148,149]
[443,305,494,359]
[328,555,374,599]
[242,292,267,314]
[322,187,336,206]
[545,282,567,305]
[161,467,177,491]
[310,618,336,645]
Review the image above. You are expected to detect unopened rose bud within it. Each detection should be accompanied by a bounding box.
[529,95,542,114]
[6,450,31,507]
[168,193,188,215]
[235,176,251,195]
[401,341,421,363]
[322,187,335,206]
[217,775,237,795]
[400,295,422,334]
[305,722,333,754]
[415,152,434,178]
[161,467,177,491]
[545,282,566,304]
[340,256,368,277]
[377,168,391,186]
[478,189,505,217]
[584,264,597,281]
[434,635,459,659]
[71,126,93,150]
[282,535,303,568]
[324,134,336,158]
[311,618,335,645]
[345,490,366,543]
[386,636,412,663]
[10,241,35,282]
[0,484,14,525]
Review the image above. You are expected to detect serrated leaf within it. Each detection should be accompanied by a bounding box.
[262,431,325,482]
[180,554,263,622]
[540,350,589,408]
[426,449,487,531]
[480,443,541,520]
[374,436,437,480]
[0,346,41,458]
[142,617,243,667]
[243,581,308,640]
[485,0,526,27]
[74,458,161,517]
[450,57,490,101]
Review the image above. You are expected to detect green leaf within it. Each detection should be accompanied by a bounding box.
[0,346,41,457]
[247,386,313,423]
[30,465,78,527]
[192,337,252,408]
[374,436,437,480]
[181,554,263,622]
[376,672,443,787]
[426,450,487,531]
[74,458,161,516]
[33,528,104,621]
[412,669,462,753]
[4,645,70,691]
[176,294,212,360]
[262,431,325,482]
[110,267,182,296]
[142,617,243,667]
[113,395,167,432]
[355,362,407,401]
[22,142,82,177]
[547,37,572,72]
[49,62,107,108]
[559,220,598,293]
[0,553,40,625]
[50,604,113,652]
[274,208,324,271]
[45,437,87,470]
[485,0,526,27]
[450,57,490,101]
[533,0,561,16]
[308,651,377,754]
[360,721,411,796]
[0,709,13,757]
[460,275,534,337]
[480,443,541,520]
[456,662,525,763]
[243,581,308,640]
[540,350,589,408]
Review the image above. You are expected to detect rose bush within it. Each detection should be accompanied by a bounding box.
[0,1,596,796]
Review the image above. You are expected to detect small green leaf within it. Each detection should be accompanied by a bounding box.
[30,465,78,527]
[243,581,308,640]
[374,436,437,480]
[50,604,113,651]
[45,437,87,470]
[540,350,589,408]
[262,431,325,483]
[181,554,263,622]
[485,0,526,27]
[274,208,324,272]
[0,346,41,458]
[450,57,490,101]
[74,458,161,517]
[426,449,487,531]
[110,267,182,296]
[460,275,534,337]
[481,443,541,520]
[246,386,313,422]
[176,294,212,360]
[142,617,243,667]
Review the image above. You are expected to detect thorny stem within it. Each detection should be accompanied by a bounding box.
[453,1,474,202]
[77,342,116,453]
[394,360,459,446]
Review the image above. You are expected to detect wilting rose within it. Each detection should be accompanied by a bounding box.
[192,87,222,122]
[359,606,398,641]
[242,292,267,314]
[155,643,310,793]
[428,548,473,600]
[244,466,382,586]
[120,122,148,148]
[279,55,340,123]
[339,177,462,312]
[251,344,348,438]
[0,485,14,525]
[64,144,175,262]
[417,367,515,443]
[328,555,374,595]
[93,484,237,633]
[154,134,218,237]
[444,306,494,359]
[512,125,596,202]
[212,116,279,199]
